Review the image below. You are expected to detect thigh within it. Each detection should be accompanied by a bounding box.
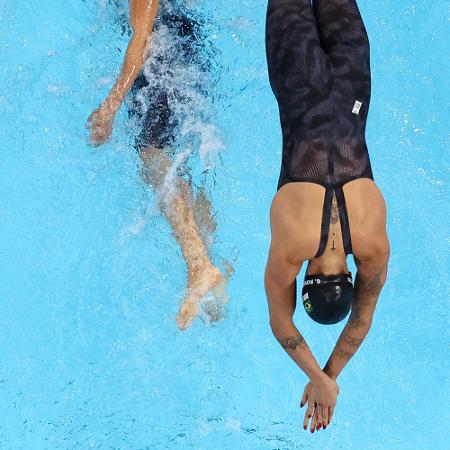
[313,0,370,77]
[266,0,332,102]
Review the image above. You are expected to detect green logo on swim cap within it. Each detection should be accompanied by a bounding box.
[304,300,313,313]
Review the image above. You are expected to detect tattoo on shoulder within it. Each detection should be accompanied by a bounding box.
[279,334,308,351]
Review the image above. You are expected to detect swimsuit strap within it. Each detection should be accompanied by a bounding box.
[335,185,353,255]
[316,187,334,258]
[315,185,353,257]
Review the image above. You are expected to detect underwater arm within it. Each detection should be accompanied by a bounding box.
[265,247,339,431]
[87,0,160,145]
[266,199,339,430]
[323,250,390,380]
[104,0,159,113]
[265,253,324,381]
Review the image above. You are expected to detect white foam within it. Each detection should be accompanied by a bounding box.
[132,13,225,187]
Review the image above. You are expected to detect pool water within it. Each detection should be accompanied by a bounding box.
[1,0,449,448]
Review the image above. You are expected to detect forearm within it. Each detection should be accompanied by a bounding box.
[323,300,373,380]
[272,319,327,383]
[103,0,159,112]
[323,256,389,380]
[103,34,148,110]
[266,278,325,383]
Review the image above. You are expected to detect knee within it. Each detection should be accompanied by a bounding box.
[139,146,172,187]
[140,146,168,166]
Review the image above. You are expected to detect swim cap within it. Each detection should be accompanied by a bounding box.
[301,273,353,325]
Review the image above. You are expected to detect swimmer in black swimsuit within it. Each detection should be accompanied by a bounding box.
[264,0,390,432]
[87,0,229,331]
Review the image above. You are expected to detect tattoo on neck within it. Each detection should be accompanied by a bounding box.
[279,334,308,351]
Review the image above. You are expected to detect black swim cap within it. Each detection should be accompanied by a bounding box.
[301,273,353,325]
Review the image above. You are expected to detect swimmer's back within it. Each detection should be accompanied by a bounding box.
[270,179,387,262]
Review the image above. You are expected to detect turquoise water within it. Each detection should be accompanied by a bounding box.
[1,0,449,448]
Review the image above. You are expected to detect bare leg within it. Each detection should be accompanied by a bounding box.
[193,187,217,248]
[140,146,228,330]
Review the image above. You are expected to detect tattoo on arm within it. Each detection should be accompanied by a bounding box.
[279,334,308,351]
[354,262,388,298]
[335,348,353,362]
[365,268,385,296]
[342,333,363,349]
[348,306,368,330]
[350,265,387,330]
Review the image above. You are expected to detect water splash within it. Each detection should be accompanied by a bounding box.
[128,2,224,188]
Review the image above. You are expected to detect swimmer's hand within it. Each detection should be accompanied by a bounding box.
[300,374,339,432]
[86,103,117,147]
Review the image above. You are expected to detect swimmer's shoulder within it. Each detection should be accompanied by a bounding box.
[343,179,387,230]
[343,179,389,259]
[270,182,325,263]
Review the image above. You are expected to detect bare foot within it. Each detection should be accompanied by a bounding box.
[176,266,229,330]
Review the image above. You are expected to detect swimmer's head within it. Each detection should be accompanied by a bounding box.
[301,273,353,325]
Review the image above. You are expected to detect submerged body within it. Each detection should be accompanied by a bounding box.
[264,0,390,432]
[87,0,228,330]
[127,1,213,152]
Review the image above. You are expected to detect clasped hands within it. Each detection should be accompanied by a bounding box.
[300,372,339,433]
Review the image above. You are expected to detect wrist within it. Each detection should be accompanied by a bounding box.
[310,370,329,384]
[102,96,121,114]
[323,365,338,381]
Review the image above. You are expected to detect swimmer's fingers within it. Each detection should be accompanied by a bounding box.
[328,403,336,425]
[310,405,318,433]
[303,400,315,431]
[316,405,323,431]
[322,405,329,429]
[300,385,309,409]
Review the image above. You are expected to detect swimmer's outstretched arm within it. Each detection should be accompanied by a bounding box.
[87,0,160,146]
[264,253,320,378]
[323,240,390,381]
[265,232,339,431]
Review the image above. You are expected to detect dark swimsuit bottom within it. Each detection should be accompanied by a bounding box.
[266,0,373,257]
[128,3,206,151]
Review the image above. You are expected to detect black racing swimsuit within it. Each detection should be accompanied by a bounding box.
[266,0,374,257]
[127,1,208,151]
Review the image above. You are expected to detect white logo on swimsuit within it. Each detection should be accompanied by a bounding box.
[352,100,363,115]
[303,292,309,302]
[304,278,321,286]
